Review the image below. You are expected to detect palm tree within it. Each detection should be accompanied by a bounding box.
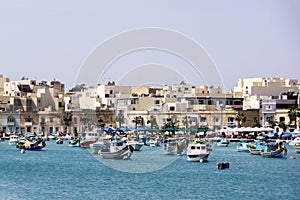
[267,118,277,128]
[62,112,73,134]
[252,119,262,128]
[132,116,144,129]
[278,121,288,132]
[182,116,192,133]
[147,115,158,129]
[115,112,125,128]
[97,118,105,128]
[288,106,300,129]
[235,112,246,128]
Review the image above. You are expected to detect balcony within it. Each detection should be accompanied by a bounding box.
[25,122,32,126]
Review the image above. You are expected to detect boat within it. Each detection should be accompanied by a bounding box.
[164,138,187,156]
[217,138,229,147]
[186,142,210,162]
[236,141,253,152]
[128,140,144,151]
[261,142,287,158]
[249,142,266,155]
[99,143,134,160]
[68,137,80,147]
[16,138,46,150]
[89,135,112,154]
[217,162,230,169]
[9,135,19,146]
[56,138,63,144]
[80,138,96,148]
[288,137,300,146]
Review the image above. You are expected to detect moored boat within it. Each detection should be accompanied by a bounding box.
[236,141,253,152]
[16,138,46,150]
[217,138,229,147]
[288,137,300,146]
[99,144,134,160]
[68,137,80,147]
[186,142,210,162]
[56,138,63,144]
[128,140,144,151]
[261,142,287,158]
[80,138,96,148]
[164,138,187,156]
[9,135,19,146]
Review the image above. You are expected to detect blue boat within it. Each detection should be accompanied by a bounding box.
[16,138,46,150]
[261,142,287,158]
[99,144,134,160]
[217,138,229,147]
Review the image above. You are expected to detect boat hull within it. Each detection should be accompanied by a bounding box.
[100,145,134,160]
[187,153,209,162]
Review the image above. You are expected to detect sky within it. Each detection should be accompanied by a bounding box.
[0,0,300,92]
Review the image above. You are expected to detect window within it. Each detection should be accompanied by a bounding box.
[170,106,175,111]
[154,100,160,105]
[279,117,285,122]
[201,117,206,123]
[215,118,219,122]
[266,105,272,110]
[198,100,204,104]
[109,90,113,95]
[105,94,109,98]
[228,117,234,123]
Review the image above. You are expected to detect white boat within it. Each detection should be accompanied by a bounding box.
[186,142,210,162]
[89,135,112,154]
[217,138,230,147]
[9,135,19,145]
[288,137,300,146]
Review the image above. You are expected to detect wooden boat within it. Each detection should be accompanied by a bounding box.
[261,142,287,158]
[249,142,266,155]
[16,138,46,150]
[236,141,253,152]
[80,138,96,148]
[186,142,210,162]
[217,138,229,147]
[164,138,187,156]
[99,144,134,160]
[56,138,63,144]
[89,135,112,154]
[128,140,144,151]
[218,162,229,169]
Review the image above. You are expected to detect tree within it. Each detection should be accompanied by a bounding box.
[267,117,277,128]
[288,106,300,129]
[132,116,144,129]
[235,112,246,128]
[69,84,86,92]
[147,115,158,129]
[162,116,178,135]
[182,116,192,133]
[252,119,262,128]
[115,112,125,128]
[97,118,105,128]
[278,121,288,132]
[62,112,73,133]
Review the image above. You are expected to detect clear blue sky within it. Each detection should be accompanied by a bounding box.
[0,0,299,91]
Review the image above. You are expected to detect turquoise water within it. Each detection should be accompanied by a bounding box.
[0,140,299,200]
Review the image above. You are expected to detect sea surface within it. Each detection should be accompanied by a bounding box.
[0,140,299,200]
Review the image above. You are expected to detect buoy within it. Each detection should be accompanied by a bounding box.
[290,155,296,160]
[21,149,25,154]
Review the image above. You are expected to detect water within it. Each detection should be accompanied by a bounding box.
[0,140,299,200]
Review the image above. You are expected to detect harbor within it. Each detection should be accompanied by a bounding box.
[0,138,299,200]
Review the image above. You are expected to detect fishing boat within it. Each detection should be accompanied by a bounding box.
[236,141,253,152]
[164,138,187,156]
[99,143,134,160]
[249,142,266,155]
[9,135,19,146]
[89,135,112,154]
[128,140,144,151]
[261,142,287,158]
[68,137,80,147]
[16,138,46,150]
[80,138,97,148]
[186,142,210,162]
[56,138,63,144]
[288,137,300,146]
[217,138,229,147]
